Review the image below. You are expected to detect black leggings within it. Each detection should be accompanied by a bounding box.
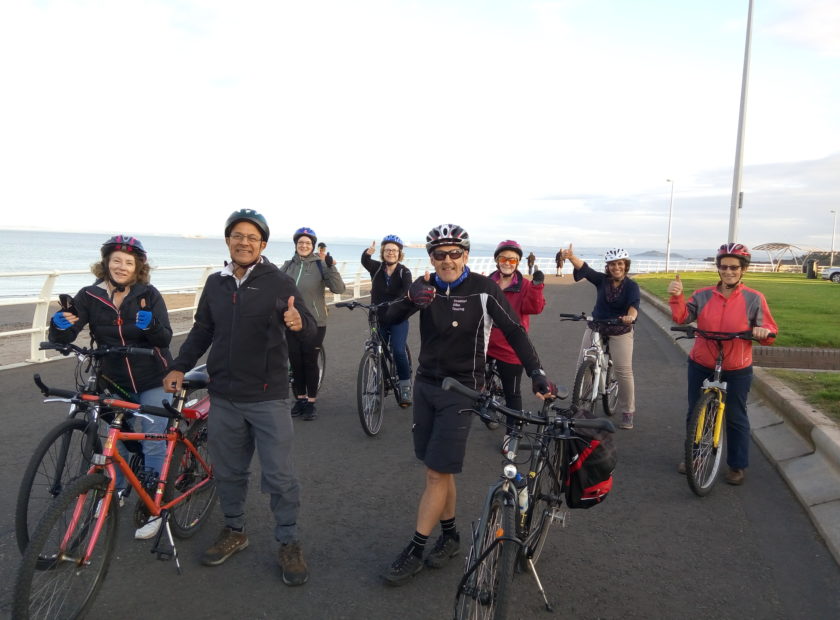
[490,358,524,430]
[289,326,326,399]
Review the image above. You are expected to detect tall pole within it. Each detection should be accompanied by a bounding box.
[728,0,753,243]
[831,210,837,269]
[665,179,675,272]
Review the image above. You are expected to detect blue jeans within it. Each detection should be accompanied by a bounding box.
[686,359,753,470]
[382,319,411,381]
[115,386,171,490]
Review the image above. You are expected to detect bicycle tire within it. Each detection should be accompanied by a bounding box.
[454,489,516,620]
[356,348,384,436]
[15,417,100,554]
[572,358,598,413]
[14,472,117,620]
[520,442,564,570]
[601,360,619,416]
[685,392,725,496]
[165,418,216,538]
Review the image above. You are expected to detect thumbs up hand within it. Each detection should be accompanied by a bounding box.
[408,272,436,308]
[136,298,153,330]
[284,296,303,331]
[667,273,683,297]
[366,240,376,256]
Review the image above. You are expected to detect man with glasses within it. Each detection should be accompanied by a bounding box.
[667,243,777,486]
[163,209,316,586]
[380,224,555,586]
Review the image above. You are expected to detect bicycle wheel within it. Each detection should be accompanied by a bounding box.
[685,392,725,496]
[356,349,385,436]
[454,489,516,620]
[14,473,117,620]
[601,360,619,416]
[165,418,216,538]
[572,359,598,413]
[15,417,100,554]
[520,442,564,570]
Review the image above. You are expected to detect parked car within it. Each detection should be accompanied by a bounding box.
[822,267,840,283]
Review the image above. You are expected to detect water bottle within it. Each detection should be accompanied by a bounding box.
[514,472,529,513]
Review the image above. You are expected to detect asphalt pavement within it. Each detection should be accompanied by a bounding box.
[1,277,839,619]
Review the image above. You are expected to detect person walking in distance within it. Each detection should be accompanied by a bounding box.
[361,235,414,405]
[380,224,555,586]
[526,251,536,276]
[668,243,777,485]
[163,209,317,586]
[280,227,346,420]
[555,248,565,277]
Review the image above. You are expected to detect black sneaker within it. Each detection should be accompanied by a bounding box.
[382,548,423,586]
[291,399,307,417]
[303,402,318,421]
[425,533,460,569]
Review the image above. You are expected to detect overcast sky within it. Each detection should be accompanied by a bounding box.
[1,0,838,252]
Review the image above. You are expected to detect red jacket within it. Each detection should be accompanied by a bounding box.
[487,271,546,365]
[670,282,777,370]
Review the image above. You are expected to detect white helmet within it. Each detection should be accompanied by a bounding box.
[604,248,630,262]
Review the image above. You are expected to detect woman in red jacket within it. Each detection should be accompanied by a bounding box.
[668,243,777,486]
[486,240,546,449]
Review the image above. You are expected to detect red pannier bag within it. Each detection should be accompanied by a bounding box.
[564,408,617,509]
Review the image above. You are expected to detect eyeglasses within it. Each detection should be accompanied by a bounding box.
[497,256,519,265]
[230,233,262,244]
[718,264,742,271]
[383,248,399,254]
[431,249,465,261]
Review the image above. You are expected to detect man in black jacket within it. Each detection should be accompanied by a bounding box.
[380,224,554,586]
[164,209,316,587]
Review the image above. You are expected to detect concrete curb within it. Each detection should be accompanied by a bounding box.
[639,287,840,567]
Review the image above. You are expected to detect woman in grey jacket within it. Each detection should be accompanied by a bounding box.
[281,227,346,420]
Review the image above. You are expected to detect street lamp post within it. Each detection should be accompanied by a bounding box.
[831,210,837,269]
[665,179,675,272]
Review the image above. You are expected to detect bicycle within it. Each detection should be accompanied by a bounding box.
[671,325,774,496]
[560,313,625,416]
[442,377,615,619]
[335,300,412,436]
[13,376,216,620]
[15,341,210,554]
[478,359,505,431]
[288,345,326,393]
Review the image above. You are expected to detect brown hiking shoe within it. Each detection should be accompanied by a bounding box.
[202,527,249,566]
[278,541,309,586]
[725,468,745,486]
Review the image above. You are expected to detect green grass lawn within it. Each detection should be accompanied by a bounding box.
[634,272,840,348]
[765,369,840,424]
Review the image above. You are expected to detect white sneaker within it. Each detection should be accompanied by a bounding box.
[135,517,162,540]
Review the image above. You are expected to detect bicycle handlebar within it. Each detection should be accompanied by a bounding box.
[442,377,615,433]
[39,342,157,358]
[669,325,776,341]
[559,312,632,326]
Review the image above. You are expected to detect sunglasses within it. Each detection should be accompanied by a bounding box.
[431,249,465,261]
[718,264,742,271]
[497,256,519,265]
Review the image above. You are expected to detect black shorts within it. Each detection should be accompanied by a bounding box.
[412,380,475,474]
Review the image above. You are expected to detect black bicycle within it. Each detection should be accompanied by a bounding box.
[336,300,412,436]
[14,341,209,554]
[443,377,614,619]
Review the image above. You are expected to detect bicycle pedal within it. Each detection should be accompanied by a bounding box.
[550,508,569,528]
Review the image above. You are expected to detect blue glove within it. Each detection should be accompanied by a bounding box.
[136,310,153,330]
[324,253,334,268]
[532,269,545,285]
[52,311,72,330]
[408,278,436,308]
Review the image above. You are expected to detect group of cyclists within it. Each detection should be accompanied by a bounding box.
[45,210,777,589]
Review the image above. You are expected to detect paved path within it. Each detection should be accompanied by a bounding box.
[1,278,839,619]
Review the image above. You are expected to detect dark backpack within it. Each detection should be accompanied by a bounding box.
[564,408,617,509]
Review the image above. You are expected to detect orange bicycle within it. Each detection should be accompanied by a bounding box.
[13,377,216,619]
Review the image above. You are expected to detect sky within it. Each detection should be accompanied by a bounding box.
[1,0,839,252]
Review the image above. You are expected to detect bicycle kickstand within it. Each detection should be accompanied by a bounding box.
[526,560,554,612]
[151,511,182,575]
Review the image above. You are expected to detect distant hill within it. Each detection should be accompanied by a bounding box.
[635,250,695,260]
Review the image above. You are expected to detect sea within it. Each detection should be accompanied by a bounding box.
[0,229,708,298]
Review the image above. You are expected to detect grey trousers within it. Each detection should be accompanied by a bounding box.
[207,396,301,543]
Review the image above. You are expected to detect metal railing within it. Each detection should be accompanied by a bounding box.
[0,257,803,364]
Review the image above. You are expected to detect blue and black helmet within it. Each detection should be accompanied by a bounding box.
[225,209,270,241]
[381,234,404,249]
[293,227,317,245]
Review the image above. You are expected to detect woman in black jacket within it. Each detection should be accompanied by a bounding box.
[49,234,173,539]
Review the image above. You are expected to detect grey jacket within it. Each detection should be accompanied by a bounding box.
[280,253,346,327]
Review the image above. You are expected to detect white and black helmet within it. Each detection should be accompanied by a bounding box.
[425,224,470,253]
[604,248,630,263]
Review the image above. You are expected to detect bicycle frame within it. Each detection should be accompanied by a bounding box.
[695,349,728,449]
[581,330,610,402]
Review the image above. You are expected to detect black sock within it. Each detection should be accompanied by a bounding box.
[440,518,457,538]
[407,532,429,558]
